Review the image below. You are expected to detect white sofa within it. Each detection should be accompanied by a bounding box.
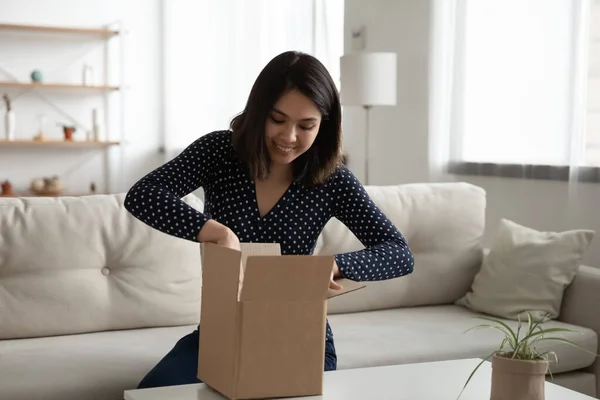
[1,182,599,400]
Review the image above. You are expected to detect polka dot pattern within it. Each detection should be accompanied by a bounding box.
[125,130,414,346]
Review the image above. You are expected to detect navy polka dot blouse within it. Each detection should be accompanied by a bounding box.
[125,130,414,345]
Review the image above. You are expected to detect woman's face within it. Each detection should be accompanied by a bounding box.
[265,89,322,167]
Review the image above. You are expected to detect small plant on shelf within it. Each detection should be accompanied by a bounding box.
[2,94,11,111]
[456,312,596,400]
[57,123,77,141]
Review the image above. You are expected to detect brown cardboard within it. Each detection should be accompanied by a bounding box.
[197,242,365,400]
[327,278,367,298]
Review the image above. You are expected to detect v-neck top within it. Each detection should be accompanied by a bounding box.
[124,130,414,345]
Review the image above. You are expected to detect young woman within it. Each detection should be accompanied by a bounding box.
[124,50,414,389]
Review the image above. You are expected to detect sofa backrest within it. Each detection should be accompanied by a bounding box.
[0,194,203,339]
[319,182,486,314]
[0,182,486,338]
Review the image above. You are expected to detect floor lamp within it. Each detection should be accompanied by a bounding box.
[339,52,397,185]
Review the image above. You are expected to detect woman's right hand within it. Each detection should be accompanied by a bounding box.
[197,219,241,251]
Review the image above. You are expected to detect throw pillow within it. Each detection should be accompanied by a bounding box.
[456,218,595,321]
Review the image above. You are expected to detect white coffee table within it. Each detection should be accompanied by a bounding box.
[124,358,594,400]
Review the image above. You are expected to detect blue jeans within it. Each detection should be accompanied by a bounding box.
[137,328,338,389]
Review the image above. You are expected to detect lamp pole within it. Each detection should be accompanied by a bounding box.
[364,105,372,185]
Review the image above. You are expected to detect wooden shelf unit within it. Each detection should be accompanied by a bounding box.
[0,139,120,148]
[0,23,119,37]
[0,81,120,92]
[0,20,124,194]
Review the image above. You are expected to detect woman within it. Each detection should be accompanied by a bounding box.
[124,50,414,389]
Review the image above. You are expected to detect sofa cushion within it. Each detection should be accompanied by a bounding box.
[456,219,595,321]
[0,325,197,400]
[321,182,486,314]
[329,305,598,374]
[0,194,204,339]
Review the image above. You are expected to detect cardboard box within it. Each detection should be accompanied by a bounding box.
[197,242,365,400]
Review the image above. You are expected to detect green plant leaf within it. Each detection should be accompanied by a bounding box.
[465,324,518,350]
[511,326,575,359]
[456,352,495,400]
[535,337,599,357]
[472,317,519,346]
[524,312,550,335]
[521,328,577,343]
[499,337,510,353]
[515,314,523,341]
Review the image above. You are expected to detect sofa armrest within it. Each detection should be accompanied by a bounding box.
[559,265,600,396]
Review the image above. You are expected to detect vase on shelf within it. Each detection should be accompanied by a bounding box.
[82,64,94,86]
[4,110,15,141]
[92,108,102,141]
[2,94,15,141]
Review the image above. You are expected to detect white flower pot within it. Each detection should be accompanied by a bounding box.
[4,111,15,140]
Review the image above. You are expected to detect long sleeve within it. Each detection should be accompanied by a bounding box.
[124,131,226,242]
[332,168,414,281]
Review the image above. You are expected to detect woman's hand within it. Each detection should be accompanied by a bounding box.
[197,219,241,251]
[330,262,343,291]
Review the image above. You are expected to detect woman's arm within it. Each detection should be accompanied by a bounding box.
[124,131,229,243]
[331,167,414,282]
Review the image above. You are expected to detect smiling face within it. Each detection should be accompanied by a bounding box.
[265,89,322,168]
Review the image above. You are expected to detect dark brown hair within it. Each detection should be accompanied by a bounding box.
[230,51,343,187]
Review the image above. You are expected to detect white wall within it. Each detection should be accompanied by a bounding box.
[343,0,600,267]
[0,0,163,194]
[342,0,431,185]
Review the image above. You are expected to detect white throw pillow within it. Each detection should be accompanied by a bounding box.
[456,219,595,321]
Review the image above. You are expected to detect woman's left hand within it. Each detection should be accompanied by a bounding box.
[330,262,343,291]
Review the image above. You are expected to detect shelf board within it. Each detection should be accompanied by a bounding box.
[0,81,120,92]
[1,192,97,198]
[0,23,119,37]
[0,139,120,148]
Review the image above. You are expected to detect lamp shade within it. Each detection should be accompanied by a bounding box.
[339,52,397,106]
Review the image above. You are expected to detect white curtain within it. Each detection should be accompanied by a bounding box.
[162,0,344,154]
[430,0,597,181]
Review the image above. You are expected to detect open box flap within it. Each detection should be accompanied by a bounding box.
[240,255,334,302]
[240,243,281,267]
[198,242,243,395]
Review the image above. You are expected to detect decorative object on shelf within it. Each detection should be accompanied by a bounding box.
[33,114,48,141]
[92,108,102,141]
[30,69,43,82]
[2,94,15,140]
[1,180,13,196]
[30,177,45,192]
[58,123,76,141]
[30,176,64,196]
[82,64,94,86]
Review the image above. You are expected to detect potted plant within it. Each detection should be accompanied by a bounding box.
[456,312,596,400]
[57,123,77,141]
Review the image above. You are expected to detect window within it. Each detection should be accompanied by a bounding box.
[441,0,600,179]
[586,0,600,165]
[162,0,344,154]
